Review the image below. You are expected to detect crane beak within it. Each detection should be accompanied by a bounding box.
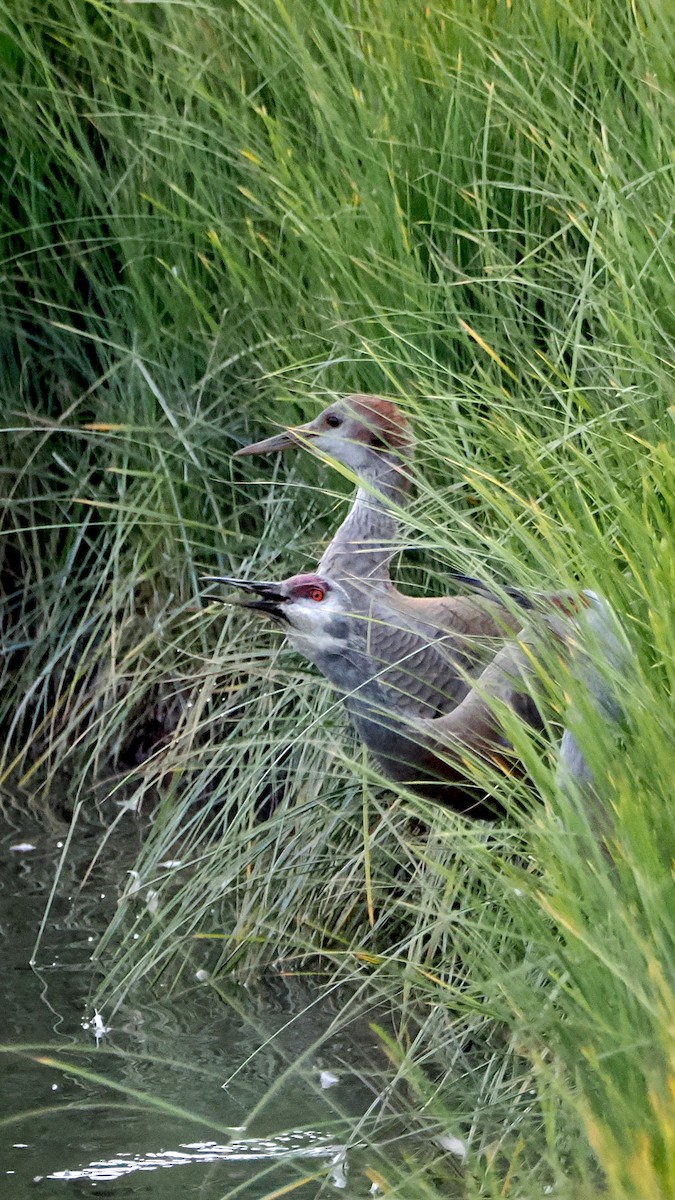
[233,417,322,458]
[202,576,287,617]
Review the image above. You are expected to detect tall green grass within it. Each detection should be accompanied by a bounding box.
[1,0,673,1195]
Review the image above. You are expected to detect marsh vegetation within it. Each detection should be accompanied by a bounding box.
[1,1,673,1195]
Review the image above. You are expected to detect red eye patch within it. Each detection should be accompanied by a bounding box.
[291,582,326,602]
[288,575,329,602]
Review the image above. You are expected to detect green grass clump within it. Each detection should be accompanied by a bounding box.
[1,0,673,1195]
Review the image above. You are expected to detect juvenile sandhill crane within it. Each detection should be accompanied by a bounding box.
[209,572,564,816]
[235,395,522,719]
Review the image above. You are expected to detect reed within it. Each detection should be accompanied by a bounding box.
[1,1,672,1194]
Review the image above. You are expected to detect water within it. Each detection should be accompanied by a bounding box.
[0,817,429,1199]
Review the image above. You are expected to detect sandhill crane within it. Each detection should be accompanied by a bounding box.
[209,573,624,816]
[235,395,522,719]
[209,572,566,816]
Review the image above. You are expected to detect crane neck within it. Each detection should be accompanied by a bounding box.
[318,458,411,587]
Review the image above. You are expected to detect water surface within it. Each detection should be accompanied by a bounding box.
[0,817,417,1198]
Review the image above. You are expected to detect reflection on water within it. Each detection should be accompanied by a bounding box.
[0,820,400,1199]
[45,1132,348,1185]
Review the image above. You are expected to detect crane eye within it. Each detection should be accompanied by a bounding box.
[309,587,325,602]
[324,412,342,429]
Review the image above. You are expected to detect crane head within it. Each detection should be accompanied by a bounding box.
[234,394,414,475]
[204,572,363,661]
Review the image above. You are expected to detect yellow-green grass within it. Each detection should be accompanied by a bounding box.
[1,1,673,1194]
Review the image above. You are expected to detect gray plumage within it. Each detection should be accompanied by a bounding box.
[209,573,630,817]
[211,571,552,817]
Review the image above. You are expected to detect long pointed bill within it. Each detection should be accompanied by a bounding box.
[201,576,287,616]
[233,422,316,457]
